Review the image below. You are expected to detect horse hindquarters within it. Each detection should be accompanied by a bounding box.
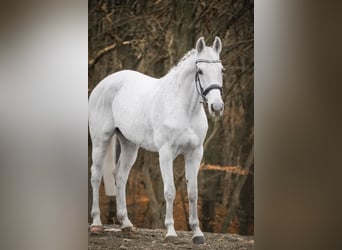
[89,86,116,231]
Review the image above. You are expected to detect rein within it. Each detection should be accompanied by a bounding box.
[195,59,223,103]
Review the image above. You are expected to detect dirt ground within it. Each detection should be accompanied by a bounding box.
[89,225,254,250]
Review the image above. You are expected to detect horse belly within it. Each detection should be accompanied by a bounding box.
[122,121,157,151]
[112,80,158,151]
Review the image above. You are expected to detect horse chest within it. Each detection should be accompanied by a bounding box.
[175,128,201,149]
[155,121,206,154]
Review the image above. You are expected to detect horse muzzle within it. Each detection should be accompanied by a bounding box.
[209,101,224,117]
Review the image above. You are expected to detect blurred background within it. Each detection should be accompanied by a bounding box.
[2,0,342,249]
[88,0,254,235]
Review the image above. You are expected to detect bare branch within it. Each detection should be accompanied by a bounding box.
[200,164,252,175]
[225,39,254,52]
[203,117,220,151]
[88,43,117,69]
[227,73,253,99]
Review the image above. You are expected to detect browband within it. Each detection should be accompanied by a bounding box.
[195,59,221,64]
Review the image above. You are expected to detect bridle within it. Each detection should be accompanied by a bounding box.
[195,59,223,103]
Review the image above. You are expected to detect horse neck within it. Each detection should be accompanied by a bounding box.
[164,56,203,116]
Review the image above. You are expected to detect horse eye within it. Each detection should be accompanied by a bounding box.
[198,69,203,75]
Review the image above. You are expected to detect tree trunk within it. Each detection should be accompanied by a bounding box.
[221,144,253,233]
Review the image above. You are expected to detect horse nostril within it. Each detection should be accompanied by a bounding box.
[211,102,223,112]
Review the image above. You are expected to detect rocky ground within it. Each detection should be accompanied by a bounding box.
[89,225,254,250]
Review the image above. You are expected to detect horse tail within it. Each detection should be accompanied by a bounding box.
[103,134,119,196]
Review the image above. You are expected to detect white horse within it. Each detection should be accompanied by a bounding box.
[89,37,224,244]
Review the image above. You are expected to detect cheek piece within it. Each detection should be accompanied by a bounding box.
[195,59,223,103]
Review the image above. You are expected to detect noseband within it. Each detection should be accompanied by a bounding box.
[195,59,223,103]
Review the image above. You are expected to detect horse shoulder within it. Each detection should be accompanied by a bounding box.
[154,114,207,153]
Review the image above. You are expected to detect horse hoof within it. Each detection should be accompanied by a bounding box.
[193,236,206,244]
[90,225,103,235]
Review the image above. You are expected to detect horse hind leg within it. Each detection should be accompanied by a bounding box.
[114,132,138,230]
[89,127,115,233]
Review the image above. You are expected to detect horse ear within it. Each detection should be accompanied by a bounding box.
[213,36,222,54]
[196,37,206,53]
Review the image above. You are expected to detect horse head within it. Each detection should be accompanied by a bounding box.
[195,36,224,117]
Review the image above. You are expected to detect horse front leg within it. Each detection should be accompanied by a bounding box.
[184,146,205,244]
[159,146,177,238]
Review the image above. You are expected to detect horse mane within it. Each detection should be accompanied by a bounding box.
[167,49,197,75]
[176,49,197,66]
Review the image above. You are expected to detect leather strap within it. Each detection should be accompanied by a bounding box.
[202,84,223,96]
